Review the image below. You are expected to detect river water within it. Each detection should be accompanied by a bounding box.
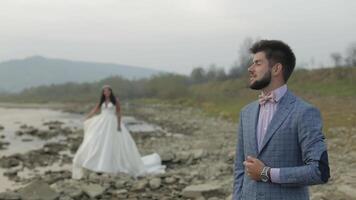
[0,106,161,192]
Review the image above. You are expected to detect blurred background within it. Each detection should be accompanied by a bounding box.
[0,1,355,199]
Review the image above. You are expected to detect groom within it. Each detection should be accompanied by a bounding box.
[233,40,330,200]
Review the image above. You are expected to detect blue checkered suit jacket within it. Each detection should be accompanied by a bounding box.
[233,90,330,200]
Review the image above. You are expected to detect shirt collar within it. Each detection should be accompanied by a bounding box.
[261,84,287,103]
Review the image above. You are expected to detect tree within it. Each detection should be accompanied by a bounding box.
[145,73,189,99]
[206,64,218,81]
[215,68,227,81]
[228,61,244,79]
[237,37,254,72]
[345,42,356,67]
[190,67,206,83]
[330,52,343,67]
[228,37,256,79]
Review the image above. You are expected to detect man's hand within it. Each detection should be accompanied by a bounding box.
[243,156,265,181]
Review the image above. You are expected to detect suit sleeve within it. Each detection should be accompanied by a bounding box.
[279,106,330,186]
[233,112,245,199]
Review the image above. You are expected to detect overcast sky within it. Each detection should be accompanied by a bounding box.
[1,0,355,74]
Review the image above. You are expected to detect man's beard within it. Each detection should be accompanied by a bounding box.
[249,70,272,90]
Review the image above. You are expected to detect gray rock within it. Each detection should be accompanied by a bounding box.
[87,172,100,181]
[337,185,356,199]
[149,178,161,189]
[3,168,19,177]
[174,152,191,163]
[0,157,20,168]
[310,192,325,200]
[0,192,21,200]
[18,180,60,200]
[112,189,128,198]
[51,180,83,199]
[172,133,185,139]
[114,189,128,195]
[179,178,188,185]
[189,170,200,177]
[225,194,232,200]
[161,152,175,162]
[191,149,208,160]
[165,177,176,184]
[182,183,222,199]
[21,138,33,142]
[114,180,127,189]
[58,196,74,200]
[43,170,71,185]
[80,183,107,199]
[131,179,148,191]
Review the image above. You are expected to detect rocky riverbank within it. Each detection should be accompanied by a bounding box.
[0,103,355,199]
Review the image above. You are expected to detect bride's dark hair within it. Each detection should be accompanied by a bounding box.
[99,85,117,107]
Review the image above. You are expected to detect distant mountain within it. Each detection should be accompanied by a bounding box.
[0,56,162,92]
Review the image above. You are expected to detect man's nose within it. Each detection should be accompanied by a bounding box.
[248,65,253,72]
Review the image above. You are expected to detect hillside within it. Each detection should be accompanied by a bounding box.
[0,56,162,92]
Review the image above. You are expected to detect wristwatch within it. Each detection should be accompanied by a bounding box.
[260,166,271,182]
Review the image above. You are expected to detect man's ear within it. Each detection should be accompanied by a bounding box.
[272,63,283,76]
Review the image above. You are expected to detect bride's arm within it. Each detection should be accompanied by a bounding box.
[85,103,100,120]
[116,98,121,131]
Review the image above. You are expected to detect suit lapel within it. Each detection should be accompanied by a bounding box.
[258,91,296,154]
[249,101,260,156]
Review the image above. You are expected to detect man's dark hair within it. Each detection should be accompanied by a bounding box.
[250,40,296,82]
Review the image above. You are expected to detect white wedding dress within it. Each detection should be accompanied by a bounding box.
[72,102,165,179]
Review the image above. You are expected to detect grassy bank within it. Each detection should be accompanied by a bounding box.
[137,67,356,132]
[1,67,355,131]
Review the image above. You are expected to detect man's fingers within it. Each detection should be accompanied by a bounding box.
[244,161,254,169]
[243,161,249,166]
[247,156,256,162]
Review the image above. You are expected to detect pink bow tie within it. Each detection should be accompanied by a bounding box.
[258,92,276,105]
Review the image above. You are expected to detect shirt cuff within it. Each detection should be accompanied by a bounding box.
[270,168,281,183]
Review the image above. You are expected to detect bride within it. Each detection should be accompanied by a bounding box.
[72,85,165,179]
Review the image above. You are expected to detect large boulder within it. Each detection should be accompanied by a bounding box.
[80,183,107,199]
[0,192,21,200]
[182,183,223,199]
[18,180,59,200]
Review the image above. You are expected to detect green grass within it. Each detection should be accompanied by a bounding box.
[1,67,355,132]
[141,67,356,132]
